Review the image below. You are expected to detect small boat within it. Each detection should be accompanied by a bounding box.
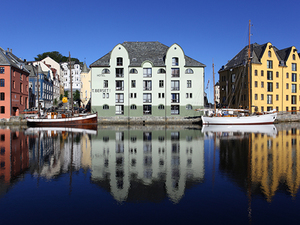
[26,112,98,128]
[198,21,277,125]
[199,108,277,125]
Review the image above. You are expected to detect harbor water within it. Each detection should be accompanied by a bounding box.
[0,124,299,225]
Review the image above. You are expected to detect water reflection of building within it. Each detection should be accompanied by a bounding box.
[26,128,93,179]
[91,127,205,203]
[217,124,300,202]
[0,128,29,197]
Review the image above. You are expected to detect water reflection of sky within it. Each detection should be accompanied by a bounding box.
[0,124,300,224]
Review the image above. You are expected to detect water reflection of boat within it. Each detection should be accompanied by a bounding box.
[202,124,277,138]
[25,126,98,135]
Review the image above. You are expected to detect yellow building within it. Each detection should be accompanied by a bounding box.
[80,62,91,107]
[219,42,300,113]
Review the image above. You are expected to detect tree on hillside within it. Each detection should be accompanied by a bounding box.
[35,51,81,64]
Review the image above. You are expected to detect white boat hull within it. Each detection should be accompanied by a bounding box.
[201,113,277,125]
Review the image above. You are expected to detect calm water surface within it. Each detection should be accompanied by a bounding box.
[0,124,299,225]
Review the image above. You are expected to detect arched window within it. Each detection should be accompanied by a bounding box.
[103,104,109,110]
[158,104,165,110]
[185,69,194,74]
[158,68,166,74]
[102,69,110,74]
[130,104,137,110]
[172,57,179,66]
[186,104,193,110]
[129,69,138,74]
[268,51,271,57]
[117,57,123,66]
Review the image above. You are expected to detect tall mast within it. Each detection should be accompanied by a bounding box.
[69,52,74,116]
[37,64,40,118]
[247,20,251,113]
[213,60,216,113]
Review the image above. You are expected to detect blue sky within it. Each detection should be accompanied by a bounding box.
[2,0,300,102]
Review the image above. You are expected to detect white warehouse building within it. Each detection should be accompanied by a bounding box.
[90,42,205,121]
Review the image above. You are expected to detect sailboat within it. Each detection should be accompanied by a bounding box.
[26,53,98,128]
[199,20,277,125]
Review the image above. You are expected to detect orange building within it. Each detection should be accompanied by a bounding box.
[0,47,29,119]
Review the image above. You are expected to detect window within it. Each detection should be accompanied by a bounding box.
[268,51,271,57]
[276,82,279,89]
[255,94,258,100]
[130,104,137,110]
[13,81,15,89]
[267,60,273,69]
[286,73,289,78]
[171,80,180,91]
[292,73,297,82]
[143,105,152,115]
[172,57,179,66]
[286,95,289,101]
[185,69,193,74]
[129,69,138,74]
[0,79,4,87]
[116,80,124,90]
[143,68,152,77]
[158,104,164,110]
[116,105,124,115]
[0,93,4,101]
[131,80,136,88]
[115,93,124,103]
[143,93,152,103]
[158,69,166,74]
[171,93,180,103]
[102,69,110,74]
[276,71,279,78]
[130,93,137,98]
[292,95,297,104]
[117,57,123,66]
[267,71,273,80]
[292,84,297,93]
[171,68,180,77]
[186,104,192,110]
[255,70,258,76]
[255,81,258,87]
[267,95,272,104]
[104,80,108,88]
[261,94,264,100]
[0,106,4,114]
[187,80,192,88]
[292,63,297,71]
[171,105,179,114]
[286,83,289,89]
[116,68,124,77]
[267,82,273,92]
[276,95,279,101]
[261,71,264,76]
[159,80,164,88]
[0,67,4,74]
[293,54,296,60]
[143,80,152,91]
[261,81,264,88]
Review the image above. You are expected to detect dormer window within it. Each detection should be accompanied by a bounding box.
[158,68,166,74]
[102,69,110,74]
[117,57,123,66]
[172,57,179,66]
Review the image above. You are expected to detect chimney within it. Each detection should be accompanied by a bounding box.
[10,49,12,53]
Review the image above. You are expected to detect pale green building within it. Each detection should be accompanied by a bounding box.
[90,42,205,121]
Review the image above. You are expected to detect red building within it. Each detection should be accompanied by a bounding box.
[0,47,29,119]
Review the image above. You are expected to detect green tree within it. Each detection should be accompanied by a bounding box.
[60,94,63,101]
[34,51,81,64]
[64,91,69,97]
[73,90,81,106]
[54,98,58,105]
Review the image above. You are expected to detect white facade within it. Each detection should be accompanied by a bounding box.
[90,42,205,118]
[61,62,82,93]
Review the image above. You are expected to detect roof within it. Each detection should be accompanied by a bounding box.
[219,42,294,71]
[82,62,90,73]
[0,47,30,74]
[90,41,205,67]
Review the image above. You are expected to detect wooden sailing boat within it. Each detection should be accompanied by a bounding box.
[199,20,277,125]
[26,53,97,128]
